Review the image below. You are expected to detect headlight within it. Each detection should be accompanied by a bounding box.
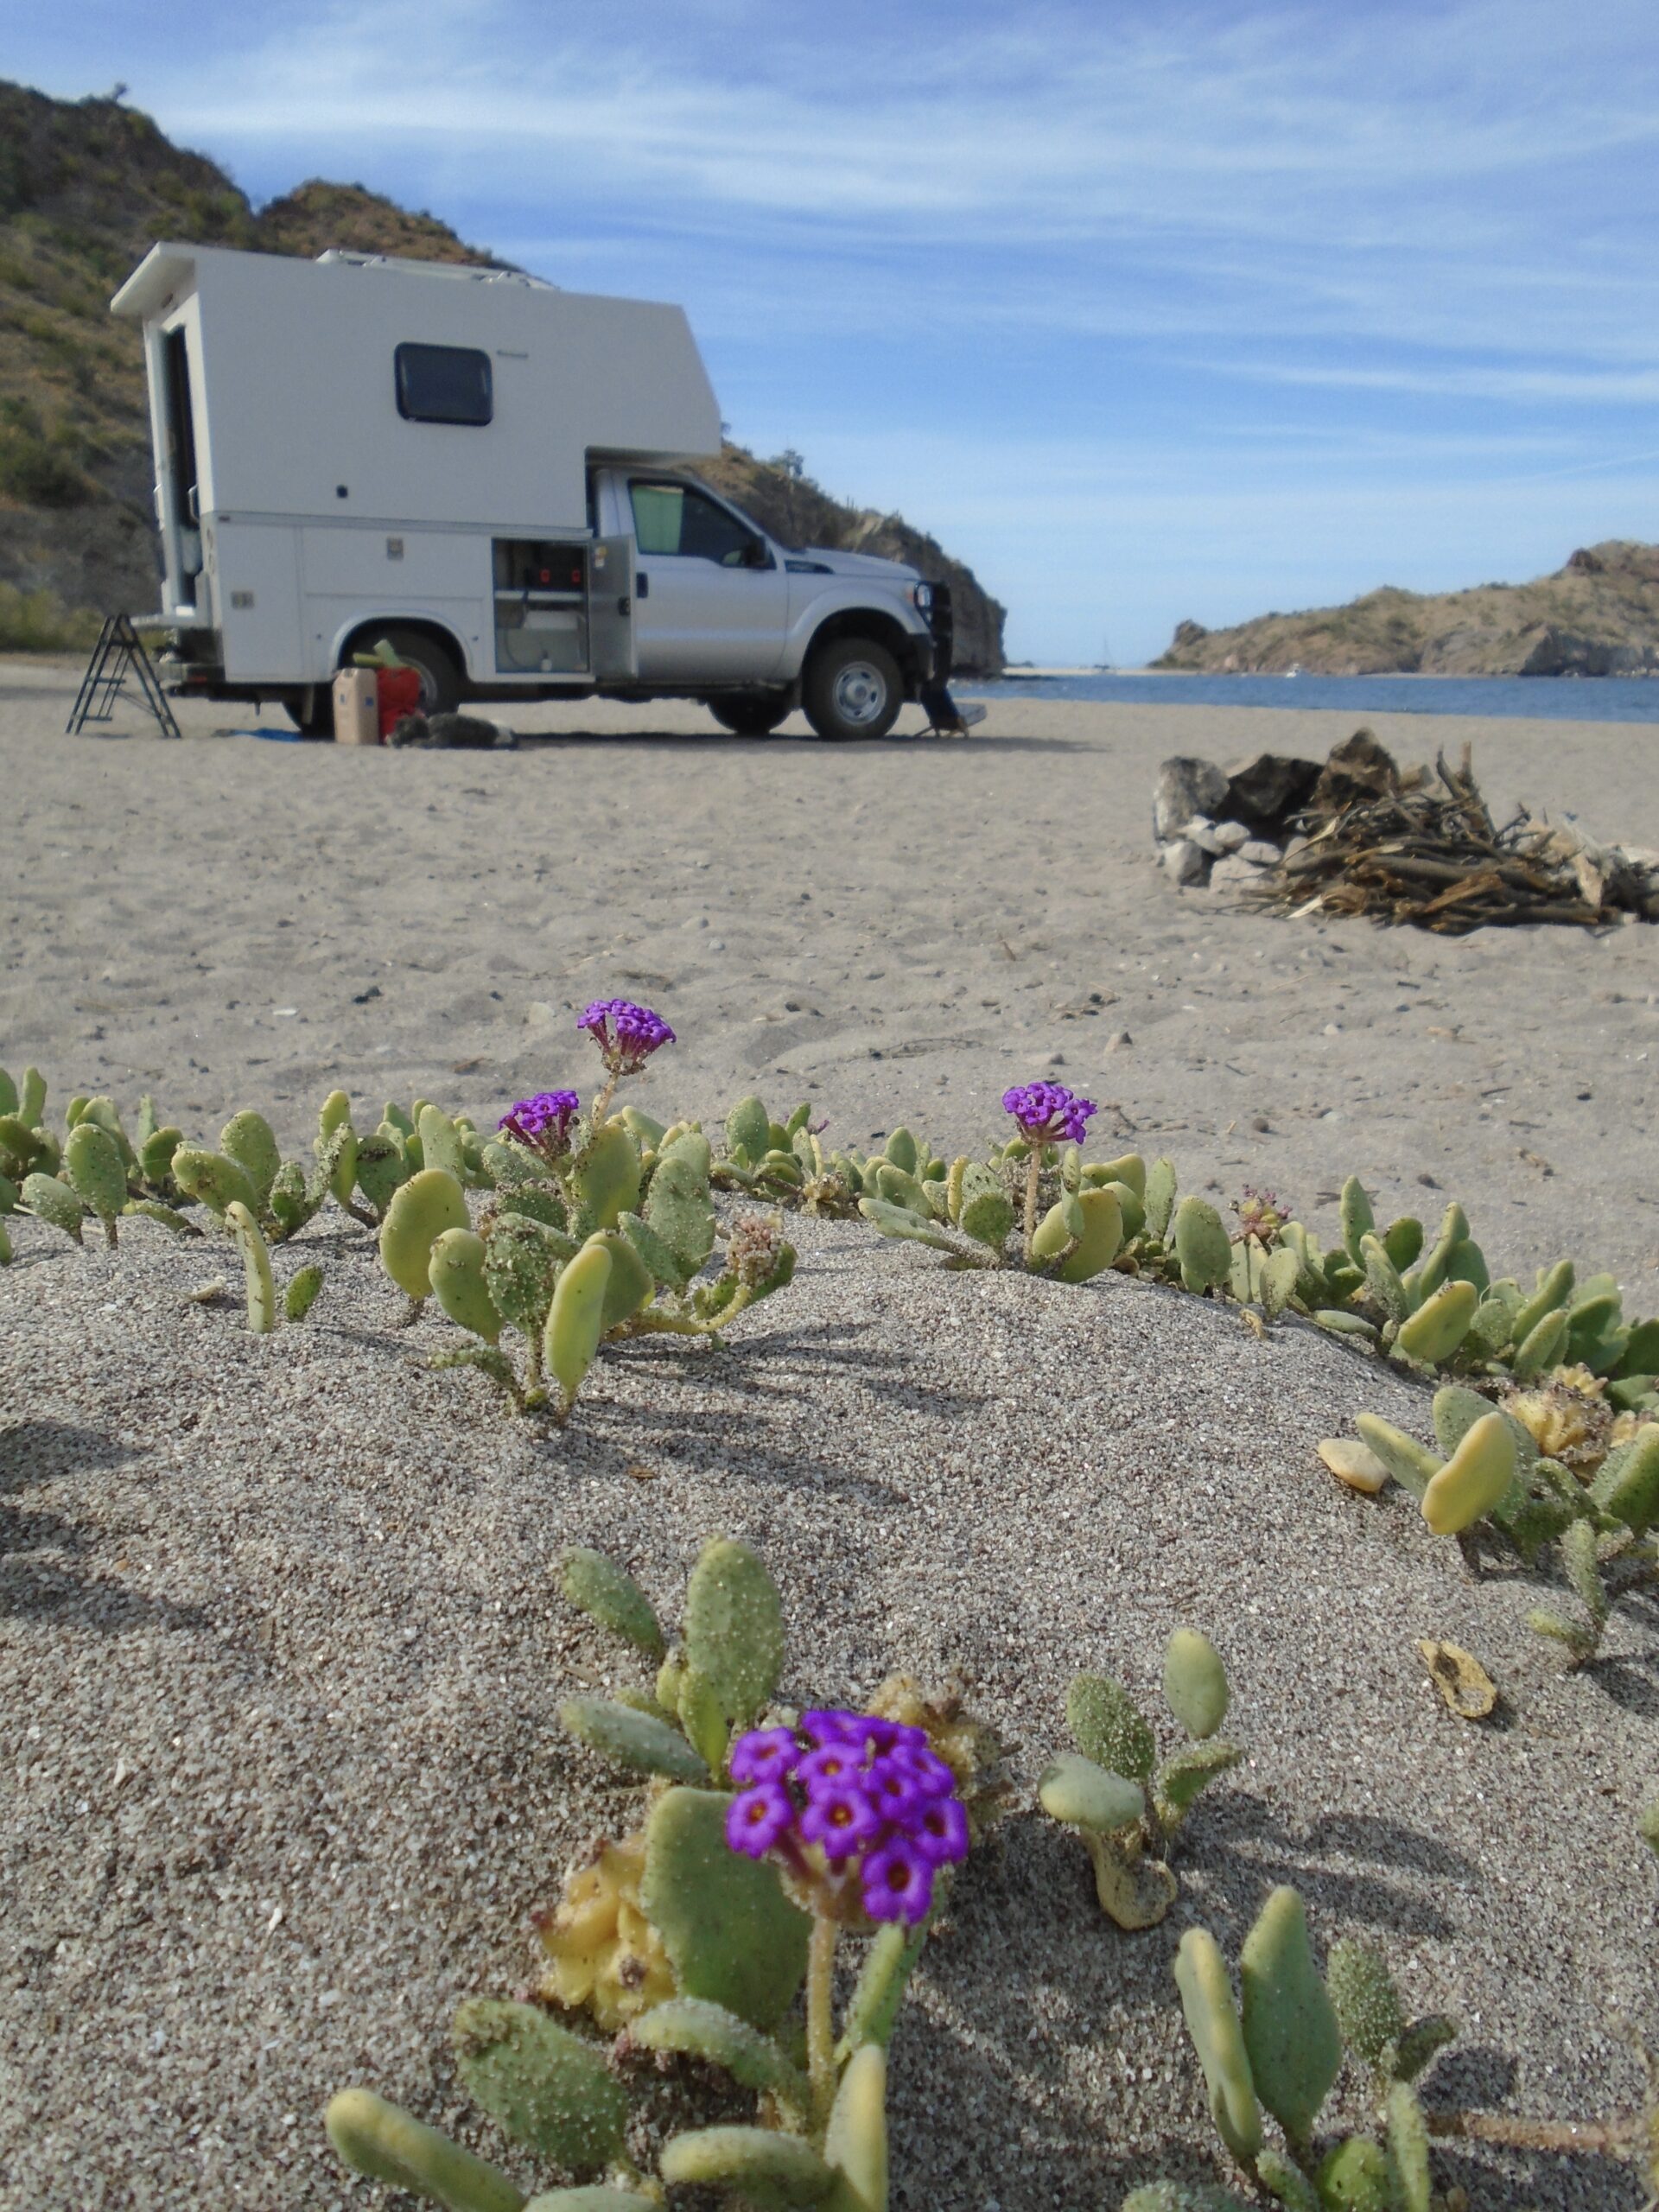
[910,582,934,612]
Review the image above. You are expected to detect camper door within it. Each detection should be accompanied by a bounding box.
[588,537,637,681]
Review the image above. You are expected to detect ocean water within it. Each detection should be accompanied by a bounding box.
[957,671,1659,723]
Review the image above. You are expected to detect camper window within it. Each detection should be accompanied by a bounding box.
[394,343,493,426]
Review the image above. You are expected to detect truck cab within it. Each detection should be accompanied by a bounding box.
[587,466,950,737]
[111,242,955,741]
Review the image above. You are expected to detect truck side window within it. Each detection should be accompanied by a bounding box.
[629,480,760,567]
[394,342,493,425]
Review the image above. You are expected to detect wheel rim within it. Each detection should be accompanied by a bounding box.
[831,660,890,727]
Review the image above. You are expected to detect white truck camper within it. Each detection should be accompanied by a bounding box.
[111,243,963,740]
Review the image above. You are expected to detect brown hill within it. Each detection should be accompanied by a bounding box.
[1155,543,1659,677]
[0,79,1004,669]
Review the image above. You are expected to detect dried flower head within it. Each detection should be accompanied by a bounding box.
[1235,1185,1289,1243]
[533,1828,675,2029]
[1001,1082,1096,1147]
[1503,1376,1614,1471]
[723,1705,969,1927]
[499,1089,582,1164]
[727,1211,786,1288]
[578,999,675,1075]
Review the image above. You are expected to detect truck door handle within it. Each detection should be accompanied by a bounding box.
[636,572,649,599]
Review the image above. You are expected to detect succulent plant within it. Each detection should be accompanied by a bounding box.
[1039,1630,1242,1930]
[1135,1885,1454,2210]
[326,1536,966,2210]
[1340,1384,1657,1669]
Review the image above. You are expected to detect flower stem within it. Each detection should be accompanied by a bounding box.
[806,1915,839,2136]
[1022,1149,1042,1267]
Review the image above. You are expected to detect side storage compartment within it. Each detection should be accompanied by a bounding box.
[493,539,589,674]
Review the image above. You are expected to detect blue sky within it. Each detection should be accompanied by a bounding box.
[15,1,1659,662]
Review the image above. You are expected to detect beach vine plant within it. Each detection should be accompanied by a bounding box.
[1039,1629,1243,1930]
[842,1085,1659,1414]
[1331,1382,1659,1669]
[385,1001,798,1421]
[1,1007,798,1413]
[1128,1883,1659,2212]
[325,1536,996,2211]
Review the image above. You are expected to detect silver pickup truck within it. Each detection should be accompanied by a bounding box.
[582,464,955,739]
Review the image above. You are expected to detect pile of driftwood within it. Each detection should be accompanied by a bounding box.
[1262,733,1659,931]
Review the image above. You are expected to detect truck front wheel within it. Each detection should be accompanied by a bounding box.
[803,638,902,741]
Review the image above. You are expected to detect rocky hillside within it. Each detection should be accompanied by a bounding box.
[1155,543,1659,677]
[0,79,1004,669]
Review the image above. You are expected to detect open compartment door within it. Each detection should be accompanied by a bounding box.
[588,535,637,680]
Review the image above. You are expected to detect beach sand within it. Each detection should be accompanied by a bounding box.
[3,654,1657,2209]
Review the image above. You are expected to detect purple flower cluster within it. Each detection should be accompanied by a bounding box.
[498,1089,582,1161]
[724,1707,969,1927]
[1001,1082,1097,1146]
[578,999,676,1075]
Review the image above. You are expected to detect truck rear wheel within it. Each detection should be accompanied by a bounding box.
[803,638,902,741]
[708,692,791,737]
[349,626,463,718]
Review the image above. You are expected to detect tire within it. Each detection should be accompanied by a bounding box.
[708,692,791,737]
[803,637,902,741]
[351,625,463,717]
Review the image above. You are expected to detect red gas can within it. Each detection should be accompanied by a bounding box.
[376,666,424,739]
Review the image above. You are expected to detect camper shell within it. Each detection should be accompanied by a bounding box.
[111,243,953,740]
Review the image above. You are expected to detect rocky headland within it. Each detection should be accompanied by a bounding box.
[1156,542,1659,678]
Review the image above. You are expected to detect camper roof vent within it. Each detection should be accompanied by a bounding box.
[313,249,556,289]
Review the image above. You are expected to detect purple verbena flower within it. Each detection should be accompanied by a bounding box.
[799,1782,882,1859]
[498,1089,581,1163]
[863,1758,927,1826]
[798,1744,861,1789]
[726,1782,795,1859]
[884,1741,956,1798]
[911,1793,970,1866]
[1001,1081,1097,1147]
[722,1705,969,1929]
[799,1708,868,1749]
[861,1836,936,1925]
[728,1726,800,1787]
[578,999,675,1076]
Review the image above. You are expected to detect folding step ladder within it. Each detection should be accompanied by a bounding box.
[66,614,181,739]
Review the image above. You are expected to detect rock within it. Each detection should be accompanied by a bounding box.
[524,1001,561,1028]
[1311,729,1401,811]
[1207,854,1265,894]
[1161,838,1207,886]
[1212,820,1251,853]
[1182,817,1226,856]
[1237,839,1282,867]
[1154,757,1230,841]
[1222,752,1321,830]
